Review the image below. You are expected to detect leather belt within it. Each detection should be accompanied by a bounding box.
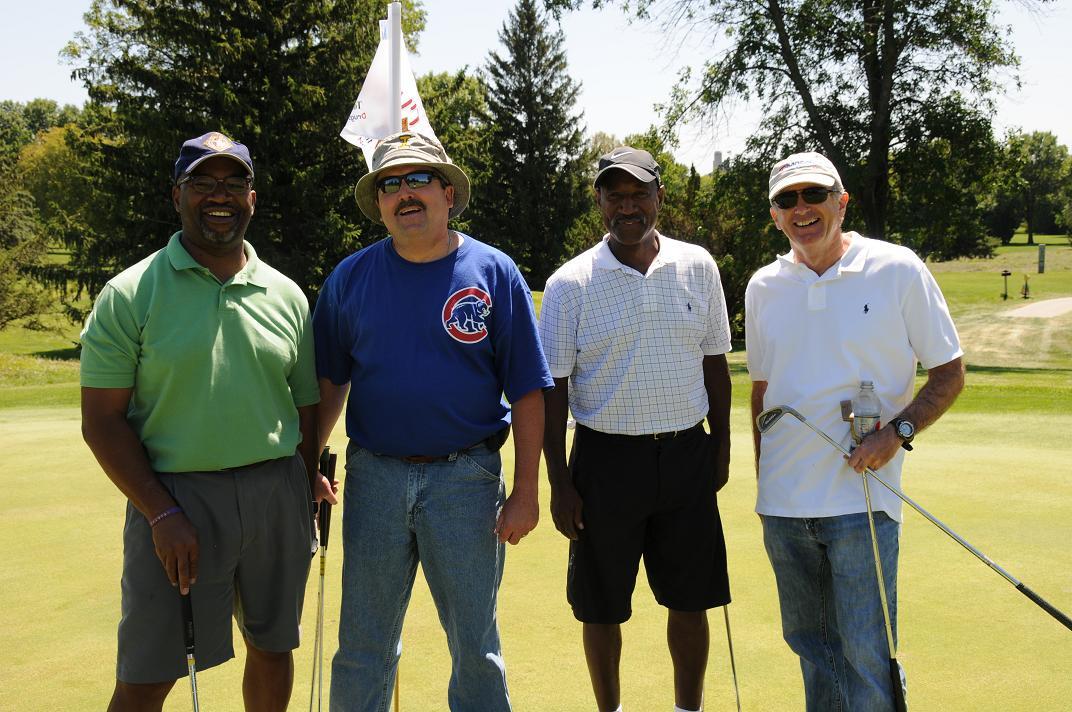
[399,426,511,464]
[578,421,705,441]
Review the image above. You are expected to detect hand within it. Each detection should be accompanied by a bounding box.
[313,470,338,506]
[151,513,199,595]
[549,481,584,541]
[845,423,902,474]
[712,434,730,493]
[495,489,539,545]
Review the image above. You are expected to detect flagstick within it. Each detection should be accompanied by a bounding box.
[388,2,402,132]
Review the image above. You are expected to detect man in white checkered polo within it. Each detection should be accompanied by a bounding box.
[540,146,733,712]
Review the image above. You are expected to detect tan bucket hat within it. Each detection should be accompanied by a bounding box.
[355,132,471,224]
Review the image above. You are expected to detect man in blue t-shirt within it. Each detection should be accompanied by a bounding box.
[314,132,553,712]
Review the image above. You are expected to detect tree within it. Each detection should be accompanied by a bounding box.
[1004,131,1070,244]
[546,0,1033,247]
[62,0,426,298]
[474,0,590,287]
[416,70,493,236]
[0,183,52,330]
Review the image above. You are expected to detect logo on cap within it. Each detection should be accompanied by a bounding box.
[202,132,234,151]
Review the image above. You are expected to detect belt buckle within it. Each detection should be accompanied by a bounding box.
[653,429,677,441]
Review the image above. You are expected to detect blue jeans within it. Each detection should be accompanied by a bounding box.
[761,512,906,712]
[330,443,511,712]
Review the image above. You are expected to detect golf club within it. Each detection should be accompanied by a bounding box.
[860,462,908,712]
[310,448,336,712]
[756,405,1072,632]
[181,592,201,712]
[723,605,741,712]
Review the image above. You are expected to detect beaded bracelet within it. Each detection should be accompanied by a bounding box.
[149,506,183,528]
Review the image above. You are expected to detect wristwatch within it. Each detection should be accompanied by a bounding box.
[890,417,915,451]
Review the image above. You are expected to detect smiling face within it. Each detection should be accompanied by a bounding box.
[769,181,850,274]
[596,170,664,248]
[377,165,454,243]
[172,155,255,255]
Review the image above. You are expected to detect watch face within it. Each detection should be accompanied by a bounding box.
[897,420,914,439]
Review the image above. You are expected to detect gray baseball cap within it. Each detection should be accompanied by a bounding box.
[594,146,661,187]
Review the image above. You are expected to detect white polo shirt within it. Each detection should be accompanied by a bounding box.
[540,232,731,435]
[745,232,962,521]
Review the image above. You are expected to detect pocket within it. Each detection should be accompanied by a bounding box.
[459,450,503,482]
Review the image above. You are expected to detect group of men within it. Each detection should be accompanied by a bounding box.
[81,128,962,712]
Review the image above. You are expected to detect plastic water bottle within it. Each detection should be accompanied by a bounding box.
[851,380,881,445]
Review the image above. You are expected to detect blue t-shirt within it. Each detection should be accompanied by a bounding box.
[314,233,553,456]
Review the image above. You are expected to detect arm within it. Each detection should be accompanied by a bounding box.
[317,377,350,453]
[751,380,768,480]
[703,354,732,492]
[81,386,199,594]
[298,403,336,506]
[543,376,584,540]
[847,357,965,473]
[495,387,544,545]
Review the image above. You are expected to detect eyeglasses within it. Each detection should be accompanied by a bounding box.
[376,171,443,194]
[771,187,834,209]
[179,175,253,195]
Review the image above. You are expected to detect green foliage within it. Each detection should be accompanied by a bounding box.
[416,69,492,236]
[0,186,52,330]
[887,96,997,260]
[474,0,590,288]
[1002,131,1071,244]
[545,0,1025,256]
[61,0,427,299]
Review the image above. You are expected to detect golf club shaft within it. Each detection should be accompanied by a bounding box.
[723,605,741,712]
[861,473,908,712]
[759,406,1072,632]
[181,592,200,712]
[311,448,335,712]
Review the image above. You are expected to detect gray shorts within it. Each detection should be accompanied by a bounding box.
[116,453,315,683]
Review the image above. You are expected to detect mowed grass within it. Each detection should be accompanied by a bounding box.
[1,245,1071,710]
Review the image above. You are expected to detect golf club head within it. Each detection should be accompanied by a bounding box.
[756,405,804,433]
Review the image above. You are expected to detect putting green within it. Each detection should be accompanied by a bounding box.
[1,394,1069,710]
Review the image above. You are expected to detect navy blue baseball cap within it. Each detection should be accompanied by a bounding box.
[173,132,254,182]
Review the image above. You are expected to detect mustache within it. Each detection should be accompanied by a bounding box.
[395,198,425,215]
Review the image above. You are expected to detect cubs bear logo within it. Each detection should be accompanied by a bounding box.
[442,287,493,344]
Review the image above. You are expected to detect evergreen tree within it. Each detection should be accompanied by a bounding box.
[475,0,589,288]
[63,0,426,297]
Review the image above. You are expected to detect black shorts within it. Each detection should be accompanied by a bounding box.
[566,423,731,624]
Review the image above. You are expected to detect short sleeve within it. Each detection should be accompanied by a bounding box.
[312,268,353,386]
[538,275,578,379]
[79,284,141,389]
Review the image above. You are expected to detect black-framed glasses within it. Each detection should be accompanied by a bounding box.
[376,171,443,194]
[771,187,834,209]
[179,175,253,195]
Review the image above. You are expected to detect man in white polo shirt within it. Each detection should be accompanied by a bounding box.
[541,146,733,712]
[746,151,965,710]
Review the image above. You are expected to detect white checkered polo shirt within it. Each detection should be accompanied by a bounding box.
[539,233,731,435]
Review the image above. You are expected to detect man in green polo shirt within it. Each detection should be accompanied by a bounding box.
[80,131,336,712]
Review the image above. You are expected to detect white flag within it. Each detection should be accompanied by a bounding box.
[340,29,437,169]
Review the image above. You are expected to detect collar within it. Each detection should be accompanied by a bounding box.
[165,231,266,287]
[776,231,866,279]
[592,230,678,273]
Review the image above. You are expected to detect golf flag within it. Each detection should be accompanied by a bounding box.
[340,23,437,169]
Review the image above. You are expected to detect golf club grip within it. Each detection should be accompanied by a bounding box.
[1016,583,1072,631]
[319,454,336,549]
[181,593,195,652]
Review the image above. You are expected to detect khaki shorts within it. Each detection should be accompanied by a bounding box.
[116,453,315,683]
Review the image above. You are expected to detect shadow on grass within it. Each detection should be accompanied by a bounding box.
[32,345,81,361]
[966,364,1072,375]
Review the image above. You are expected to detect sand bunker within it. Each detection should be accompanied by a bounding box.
[1003,297,1072,318]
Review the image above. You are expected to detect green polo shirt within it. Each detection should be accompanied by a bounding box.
[80,233,320,473]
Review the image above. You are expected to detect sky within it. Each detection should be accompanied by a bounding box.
[2,1,1068,171]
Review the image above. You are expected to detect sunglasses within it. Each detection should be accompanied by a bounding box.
[771,187,834,209]
[376,171,444,194]
[179,175,252,195]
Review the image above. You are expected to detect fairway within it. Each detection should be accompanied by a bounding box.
[1,245,1071,710]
